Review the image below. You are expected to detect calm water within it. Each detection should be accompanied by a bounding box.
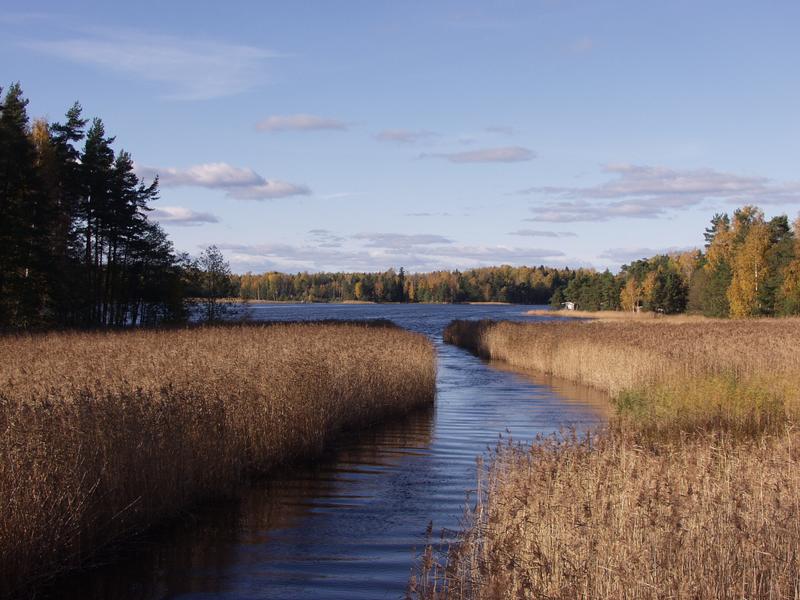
[54,304,607,600]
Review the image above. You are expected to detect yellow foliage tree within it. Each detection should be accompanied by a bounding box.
[641,271,658,308]
[728,221,771,317]
[705,225,735,271]
[672,250,701,283]
[619,278,641,312]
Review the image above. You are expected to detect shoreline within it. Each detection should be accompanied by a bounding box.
[195,298,521,306]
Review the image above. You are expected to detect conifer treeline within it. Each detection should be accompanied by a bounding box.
[234,206,800,318]
[0,83,187,329]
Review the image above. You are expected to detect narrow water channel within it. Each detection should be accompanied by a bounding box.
[53,304,607,600]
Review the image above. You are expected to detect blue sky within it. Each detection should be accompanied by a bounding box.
[4,1,800,273]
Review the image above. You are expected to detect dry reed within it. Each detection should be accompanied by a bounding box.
[445,318,800,395]
[413,430,800,599]
[0,322,435,597]
[525,308,716,322]
[415,318,800,598]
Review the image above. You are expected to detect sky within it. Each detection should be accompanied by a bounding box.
[4,1,800,273]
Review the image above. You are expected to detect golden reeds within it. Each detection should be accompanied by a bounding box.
[417,318,800,598]
[445,318,800,395]
[0,322,435,597]
[525,308,716,322]
[414,430,800,599]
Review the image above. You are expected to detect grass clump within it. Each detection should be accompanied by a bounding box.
[0,322,436,597]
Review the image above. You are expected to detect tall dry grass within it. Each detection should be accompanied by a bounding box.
[413,430,800,600]
[0,322,435,597]
[525,308,716,322]
[445,318,800,395]
[416,318,800,598]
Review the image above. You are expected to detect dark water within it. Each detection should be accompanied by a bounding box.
[55,304,607,600]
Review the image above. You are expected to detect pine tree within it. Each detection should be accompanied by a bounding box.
[703,212,734,317]
[0,83,47,327]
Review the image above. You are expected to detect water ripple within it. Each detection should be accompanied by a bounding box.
[54,304,607,600]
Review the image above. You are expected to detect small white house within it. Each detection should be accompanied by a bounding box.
[562,301,576,311]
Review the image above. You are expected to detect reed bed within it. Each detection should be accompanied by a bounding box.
[525,308,716,322]
[413,430,800,600]
[0,322,435,597]
[416,318,800,599]
[444,318,800,396]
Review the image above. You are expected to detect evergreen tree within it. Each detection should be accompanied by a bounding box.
[0,83,189,330]
[0,83,47,327]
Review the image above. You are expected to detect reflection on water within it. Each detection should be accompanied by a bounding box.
[51,304,607,600]
[487,360,611,418]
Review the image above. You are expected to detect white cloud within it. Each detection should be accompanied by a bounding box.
[256,114,348,132]
[23,31,276,100]
[139,163,262,188]
[136,162,310,200]
[509,229,577,238]
[375,129,438,144]
[150,206,219,226]
[308,229,345,248]
[352,232,453,248]
[521,163,800,222]
[227,181,311,200]
[422,146,535,163]
[599,246,698,263]
[526,199,683,222]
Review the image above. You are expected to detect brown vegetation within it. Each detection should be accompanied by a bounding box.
[525,308,715,322]
[416,319,800,599]
[444,318,800,397]
[0,322,435,597]
[414,430,800,599]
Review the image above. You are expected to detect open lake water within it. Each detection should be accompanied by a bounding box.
[56,304,607,600]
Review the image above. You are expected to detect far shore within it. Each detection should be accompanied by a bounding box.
[193,298,528,306]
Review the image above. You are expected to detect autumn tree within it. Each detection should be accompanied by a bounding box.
[728,212,771,318]
[619,278,641,312]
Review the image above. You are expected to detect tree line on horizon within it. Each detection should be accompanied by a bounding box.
[233,206,800,318]
[233,265,577,304]
[555,206,800,317]
[5,84,799,328]
[0,83,230,330]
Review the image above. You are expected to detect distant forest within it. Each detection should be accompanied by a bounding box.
[234,206,800,318]
[4,84,800,330]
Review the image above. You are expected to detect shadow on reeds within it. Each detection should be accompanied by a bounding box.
[0,321,436,598]
[40,402,437,600]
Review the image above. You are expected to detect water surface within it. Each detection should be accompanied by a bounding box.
[56,304,607,600]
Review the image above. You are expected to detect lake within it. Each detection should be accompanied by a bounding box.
[54,303,607,600]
